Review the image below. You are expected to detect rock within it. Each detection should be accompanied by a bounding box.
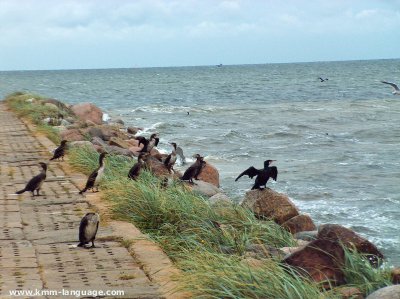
[69,141,96,151]
[108,137,131,149]
[105,145,134,157]
[91,136,107,147]
[392,268,400,284]
[44,102,59,110]
[150,148,167,161]
[283,239,346,289]
[366,285,400,299]
[84,125,128,141]
[187,180,221,197]
[60,129,85,141]
[129,146,144,156]
[294,230,318,241]
[209,193,232,206]
[241,257,264,268]
[43,98,71,112]
[60,119,71,126]
[145,156,171,178]
[245,244,273,259]
[71,102,103,125]
[241,189,299,224]
[85,119,97,127]
[127,126,143,134]
[336,287,363,299]
[125,139,140,147]
[280,246,302,257]
[197,162,220,187]
[282,214,317,234]
[114,118,125,125]
[295,239,310,247]
[318,224,384,265]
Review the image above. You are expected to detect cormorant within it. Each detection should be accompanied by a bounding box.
[381,81,400,95]
[50,140,67,161]
[235,160,278,190]
[79,152,107,194]
[137,133,159,153]
[77,212,100,248]
[16,162,47,196]
[128,153,149,180]
[180,154,206,184]
[176,145,186,164]
[164,142,177,173]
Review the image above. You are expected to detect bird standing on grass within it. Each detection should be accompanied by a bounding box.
[16,162,47,197]
[50,140,67,161]
[79,152,107,194]
[128,153,149,180]
[381,81,400,95]
[164,142,177,173]
[77,212,100,248]
[180,154,206,184]
[235,160,278,190]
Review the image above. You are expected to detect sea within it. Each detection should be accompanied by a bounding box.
[1,59,399,265]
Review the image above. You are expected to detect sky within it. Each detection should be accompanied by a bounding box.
[0,0,399,71]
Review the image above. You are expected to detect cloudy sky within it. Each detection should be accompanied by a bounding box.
[0,0,399,70]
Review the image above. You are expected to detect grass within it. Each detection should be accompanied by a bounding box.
[5,91,393,298]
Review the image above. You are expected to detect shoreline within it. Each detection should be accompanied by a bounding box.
[3,92,400,299]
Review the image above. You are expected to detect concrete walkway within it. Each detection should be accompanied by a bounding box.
[0,103,180,298]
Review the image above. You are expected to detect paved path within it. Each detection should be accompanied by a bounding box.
[0,103,166,298]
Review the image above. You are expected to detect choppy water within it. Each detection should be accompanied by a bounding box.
[1,59,399,265]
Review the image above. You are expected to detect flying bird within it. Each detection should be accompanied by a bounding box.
[318,77,328,82]
[77,212,100,248]
[50,140,67,161]
[79,152,107,194]
[16,162,47,196]
[235,160,278,190]
[381,81,400,95]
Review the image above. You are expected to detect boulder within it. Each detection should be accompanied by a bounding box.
[241,189,299,224]
[282,214,317,234]
[129,146,144,156]
[280,246,302,257]
[127,126,143,135]
[391,268,400,284]
[336,287,363,299]
[245,244,272,259]
[294,230,319,241]
[209,193,232,206]
[366,285,400,299]
[105,145,134,157]
[44,102,59,110]
[145,156,171,178]
[108,137,131,149]
[125,139,140,147]
[71,102,103,125]
[197,162,220,187]
[114,118,125,125]
[318,224,384,265]
[283,239,346,289]
[60,129,85,141]
[186,180,221,197]
[43,98,71,112]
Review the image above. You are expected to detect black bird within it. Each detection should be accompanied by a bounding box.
[164,142,177,173]
[381,81,400,95]
[235,160,278,190]
[318,77,328,82]
[180,154,206,184]
[79,152,107,194]
[128,153,149,180]
[77,212,100,248]
[138,133,159,153]
[50,140,68,161]
[16,162,47,196]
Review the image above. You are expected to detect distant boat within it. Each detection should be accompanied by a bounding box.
[217,64,223,67]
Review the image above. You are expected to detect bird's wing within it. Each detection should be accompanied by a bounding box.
[269,166,278,181]
[164,154,171,166]
[128,163,140,179]
[136,136,148,146]
[381,81,399,91]
[79,216,89,242]
[25,173,45,191]
[84,170,98,189]
[181,165,196,180]
[154,138,159,147]
[235,166,259,181]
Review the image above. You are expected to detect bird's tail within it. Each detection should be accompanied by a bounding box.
[16,189,26,194]
[79,188,86,195]
[49,157,55,161]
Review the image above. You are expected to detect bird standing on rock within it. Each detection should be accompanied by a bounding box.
[180,154,206,184]
[16,162,47,197]
[164,142,177,173]
[50,140,67,161]
[79,152,107,194]
[128,153,149,180]
[235,160,278,190]
[77,212,100,248]
[138,133,159,153]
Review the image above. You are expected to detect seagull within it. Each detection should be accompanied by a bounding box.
[381,81,400,95]
[318,77,328,82]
